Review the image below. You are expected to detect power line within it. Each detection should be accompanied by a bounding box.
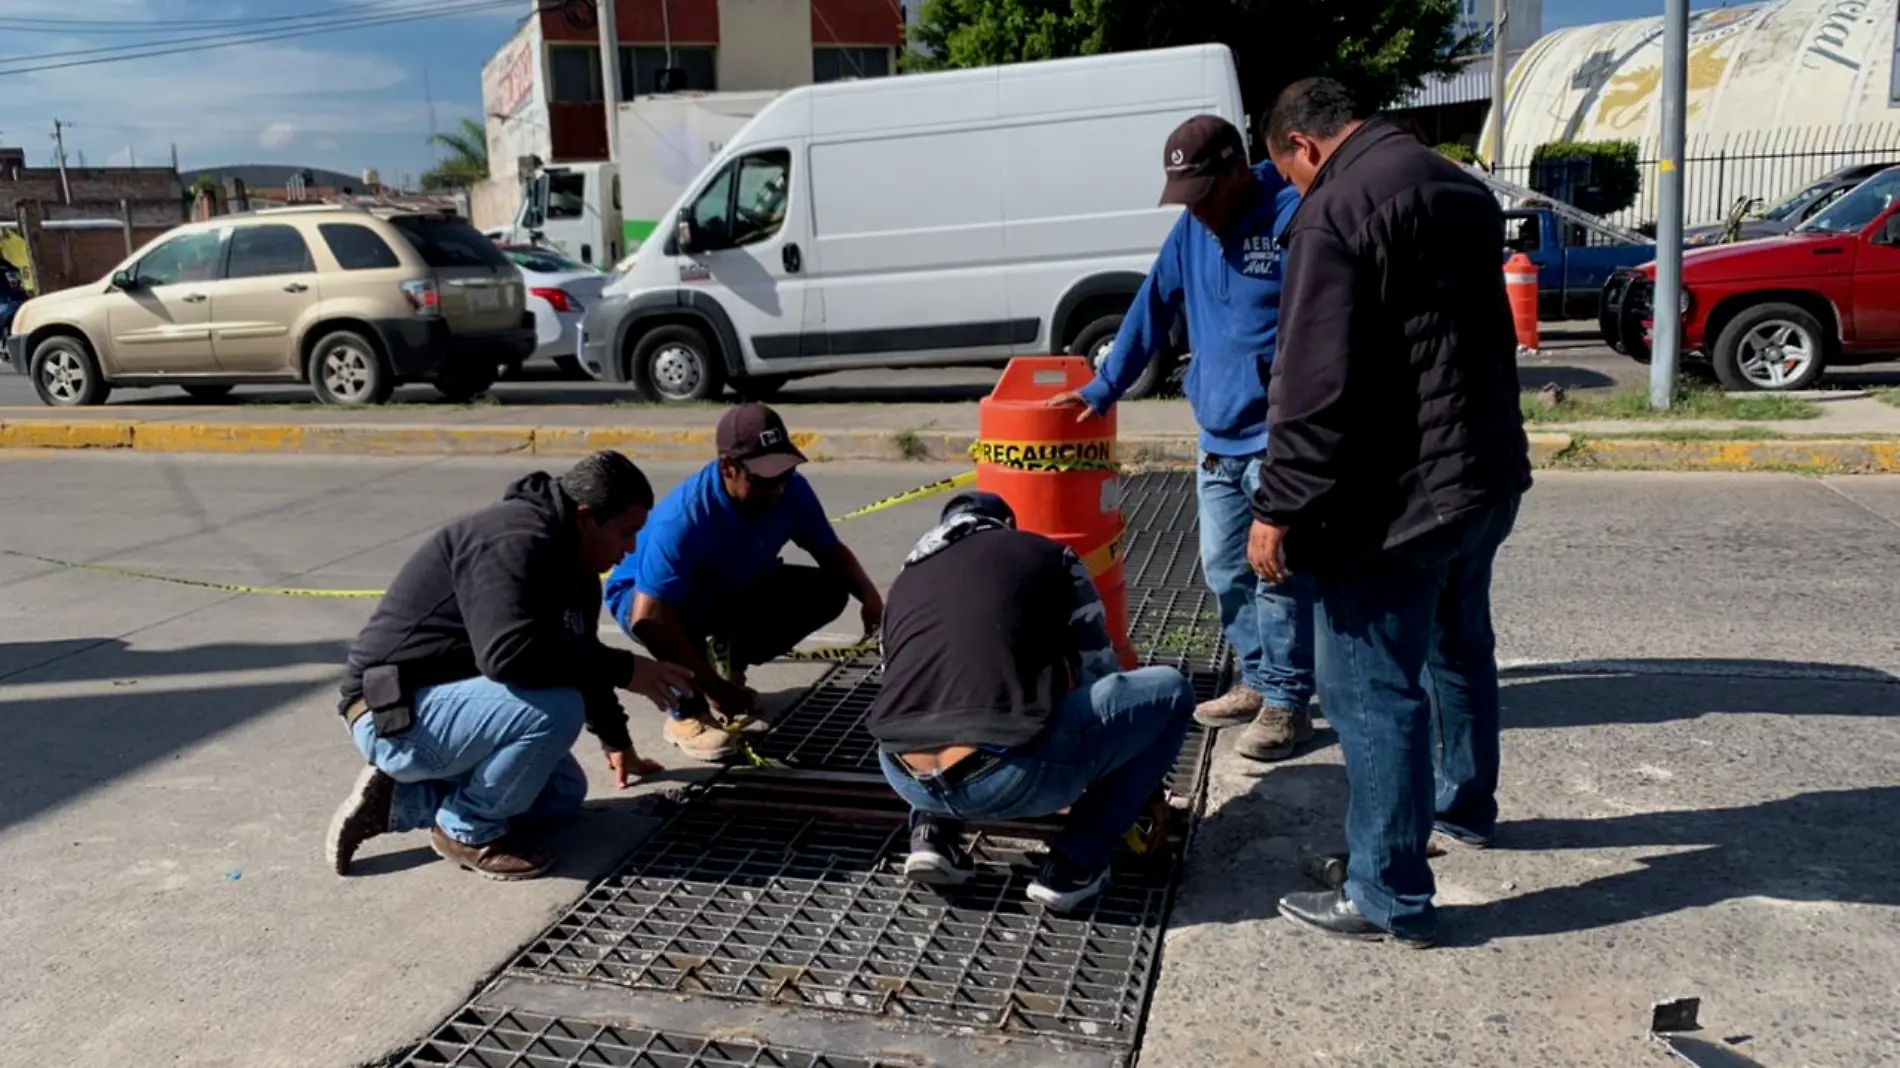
[0,0,470,33]
[0,0,519,76]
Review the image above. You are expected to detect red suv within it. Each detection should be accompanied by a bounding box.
[1601,165,1900,391]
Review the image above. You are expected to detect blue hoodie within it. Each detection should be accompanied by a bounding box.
[1078,163,1300,457]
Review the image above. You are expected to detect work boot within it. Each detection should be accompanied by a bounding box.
[665,711,739,762]
[429,827,552,881]
[1235,703,1314,763]
[326,765,395,876]
[1277,890,1433,948]
[1193,684,1264,728]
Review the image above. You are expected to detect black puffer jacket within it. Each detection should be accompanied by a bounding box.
[1253,120,1531,567]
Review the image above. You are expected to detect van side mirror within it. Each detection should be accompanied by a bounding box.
[111,270,142,292]
[675,217,696,253]
[523,172,549,229]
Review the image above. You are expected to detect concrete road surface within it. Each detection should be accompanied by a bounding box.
[0,454,1896,1066]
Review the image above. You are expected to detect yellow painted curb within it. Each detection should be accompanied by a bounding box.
[1573,437,1900,473]
[0,421,134,449]
[127,423,535,455]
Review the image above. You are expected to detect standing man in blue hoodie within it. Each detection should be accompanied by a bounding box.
[1050,114,1317,763]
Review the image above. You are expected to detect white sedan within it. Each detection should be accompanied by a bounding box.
[499,244,607,378]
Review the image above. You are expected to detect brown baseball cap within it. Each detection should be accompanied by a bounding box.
[1159,114,1248,206]
[716,402,807,478]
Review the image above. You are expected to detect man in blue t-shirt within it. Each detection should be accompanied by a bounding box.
[604,403,883,760]
[1050,114,1317,763]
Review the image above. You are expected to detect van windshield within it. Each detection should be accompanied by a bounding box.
[390,217,512,269]
[1797,169,1900,235]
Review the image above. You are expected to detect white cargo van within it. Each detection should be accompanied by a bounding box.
[578,44,1243,403]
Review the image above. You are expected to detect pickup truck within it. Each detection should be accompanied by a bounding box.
[1504,206,1657,319]
[1600,164,1900,390]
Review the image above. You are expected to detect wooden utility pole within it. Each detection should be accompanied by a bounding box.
[51,119,72,203]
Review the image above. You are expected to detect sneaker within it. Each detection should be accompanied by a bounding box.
[665,711,739,762]
[1235,703,1315,763]
[1027,851,1110,913]
[325,765,394,876]
[1193,684,1264,728]
[429,827,553,881]
[903,816,974,887]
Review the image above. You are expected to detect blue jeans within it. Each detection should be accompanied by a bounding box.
[1312,495,1521,939]
[878,666,1196,871]
[1197,453,1316,708]
[350,676,589,846]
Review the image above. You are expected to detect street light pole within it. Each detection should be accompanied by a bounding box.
[597,0,622,166]
[1650,0,1689,409]
[1488,0,1508,169]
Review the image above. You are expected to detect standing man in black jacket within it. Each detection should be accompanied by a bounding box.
[1249,79,1532,946]
[325,451,695,881]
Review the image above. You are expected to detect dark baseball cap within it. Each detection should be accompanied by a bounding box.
[940,490,1016,527]
[716,403,807,478]
[1159,114,1247,206]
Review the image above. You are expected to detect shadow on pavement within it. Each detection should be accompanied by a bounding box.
[1441,784,1898,946]
[1181,657,1900,938]
[0,636,347,684]
[0,670,330,834]
[1515,364,1620,390]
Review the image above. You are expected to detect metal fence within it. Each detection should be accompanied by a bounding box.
[1495,125,1900,230]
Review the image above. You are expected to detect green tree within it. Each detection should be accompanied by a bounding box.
[420,118,489,191]
[906,0,1471,125]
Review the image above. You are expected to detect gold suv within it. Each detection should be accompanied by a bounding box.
[3,205,531,406]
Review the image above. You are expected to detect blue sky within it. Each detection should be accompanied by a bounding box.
[0,0,1730,187]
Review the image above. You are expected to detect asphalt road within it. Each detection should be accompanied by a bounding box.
[1,454,1897,1066]
[4,329,1897,410]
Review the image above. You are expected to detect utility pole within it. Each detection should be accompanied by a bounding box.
[598,0,622,165]
[51,118,72,203]
[1486,0,1508,170]
[1649,0,1689,410]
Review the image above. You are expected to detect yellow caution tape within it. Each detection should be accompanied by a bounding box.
[828,471,976,523]
[0,549,384,599]
[970,438,1118,472]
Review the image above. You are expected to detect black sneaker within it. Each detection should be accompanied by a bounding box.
[903,815,974,887]
[1027,851,1109,913]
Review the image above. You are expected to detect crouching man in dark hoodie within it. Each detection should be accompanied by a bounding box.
[867,492,1198,913]
[325,451,695,881]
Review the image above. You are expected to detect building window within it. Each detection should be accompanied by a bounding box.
[813,47,892,83]
[549,45,601,103]
[620,46,717,95]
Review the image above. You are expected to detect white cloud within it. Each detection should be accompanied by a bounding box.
[259,122,298,149]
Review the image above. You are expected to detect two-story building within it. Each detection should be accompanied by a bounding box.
[474,0,903,230]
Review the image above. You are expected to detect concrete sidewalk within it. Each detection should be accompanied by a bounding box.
[2,389,1899,472]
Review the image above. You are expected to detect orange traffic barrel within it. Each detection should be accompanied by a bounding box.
[1505,252,1540,354]
[975,356,1137,670]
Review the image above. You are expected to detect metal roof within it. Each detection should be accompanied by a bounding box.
[1390,52,1522,110]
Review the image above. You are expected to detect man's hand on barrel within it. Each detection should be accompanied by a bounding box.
[1045,390,1098,424]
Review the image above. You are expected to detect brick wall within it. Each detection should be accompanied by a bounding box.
[9,177,186,293]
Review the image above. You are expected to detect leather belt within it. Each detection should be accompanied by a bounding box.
[342,697,370,729]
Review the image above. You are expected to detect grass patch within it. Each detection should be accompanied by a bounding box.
[1520,384,1820,423]
[1874,388,1900,409]
[1150,626,1219,656]
[892,425,933,460]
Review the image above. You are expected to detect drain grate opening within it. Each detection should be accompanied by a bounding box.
[1125,587,1228,678]
[1122,528,1204,594]
[403,1005,895,1067]
[1117,473,1198,537]
[506,808,1171,1049]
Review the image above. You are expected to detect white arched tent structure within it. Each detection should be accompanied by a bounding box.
[1485,0,1900,224]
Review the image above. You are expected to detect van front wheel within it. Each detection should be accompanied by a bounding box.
[1069,313,1167,400]
[632,324,724,403]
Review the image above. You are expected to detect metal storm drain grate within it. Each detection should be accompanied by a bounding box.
[749,658,1214,800]
[1122,528,1203,594]
[1117,472,1197,536]
[1126,586,1229,678]
[506,808,1171,1049]
[402,1006,892,1067]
